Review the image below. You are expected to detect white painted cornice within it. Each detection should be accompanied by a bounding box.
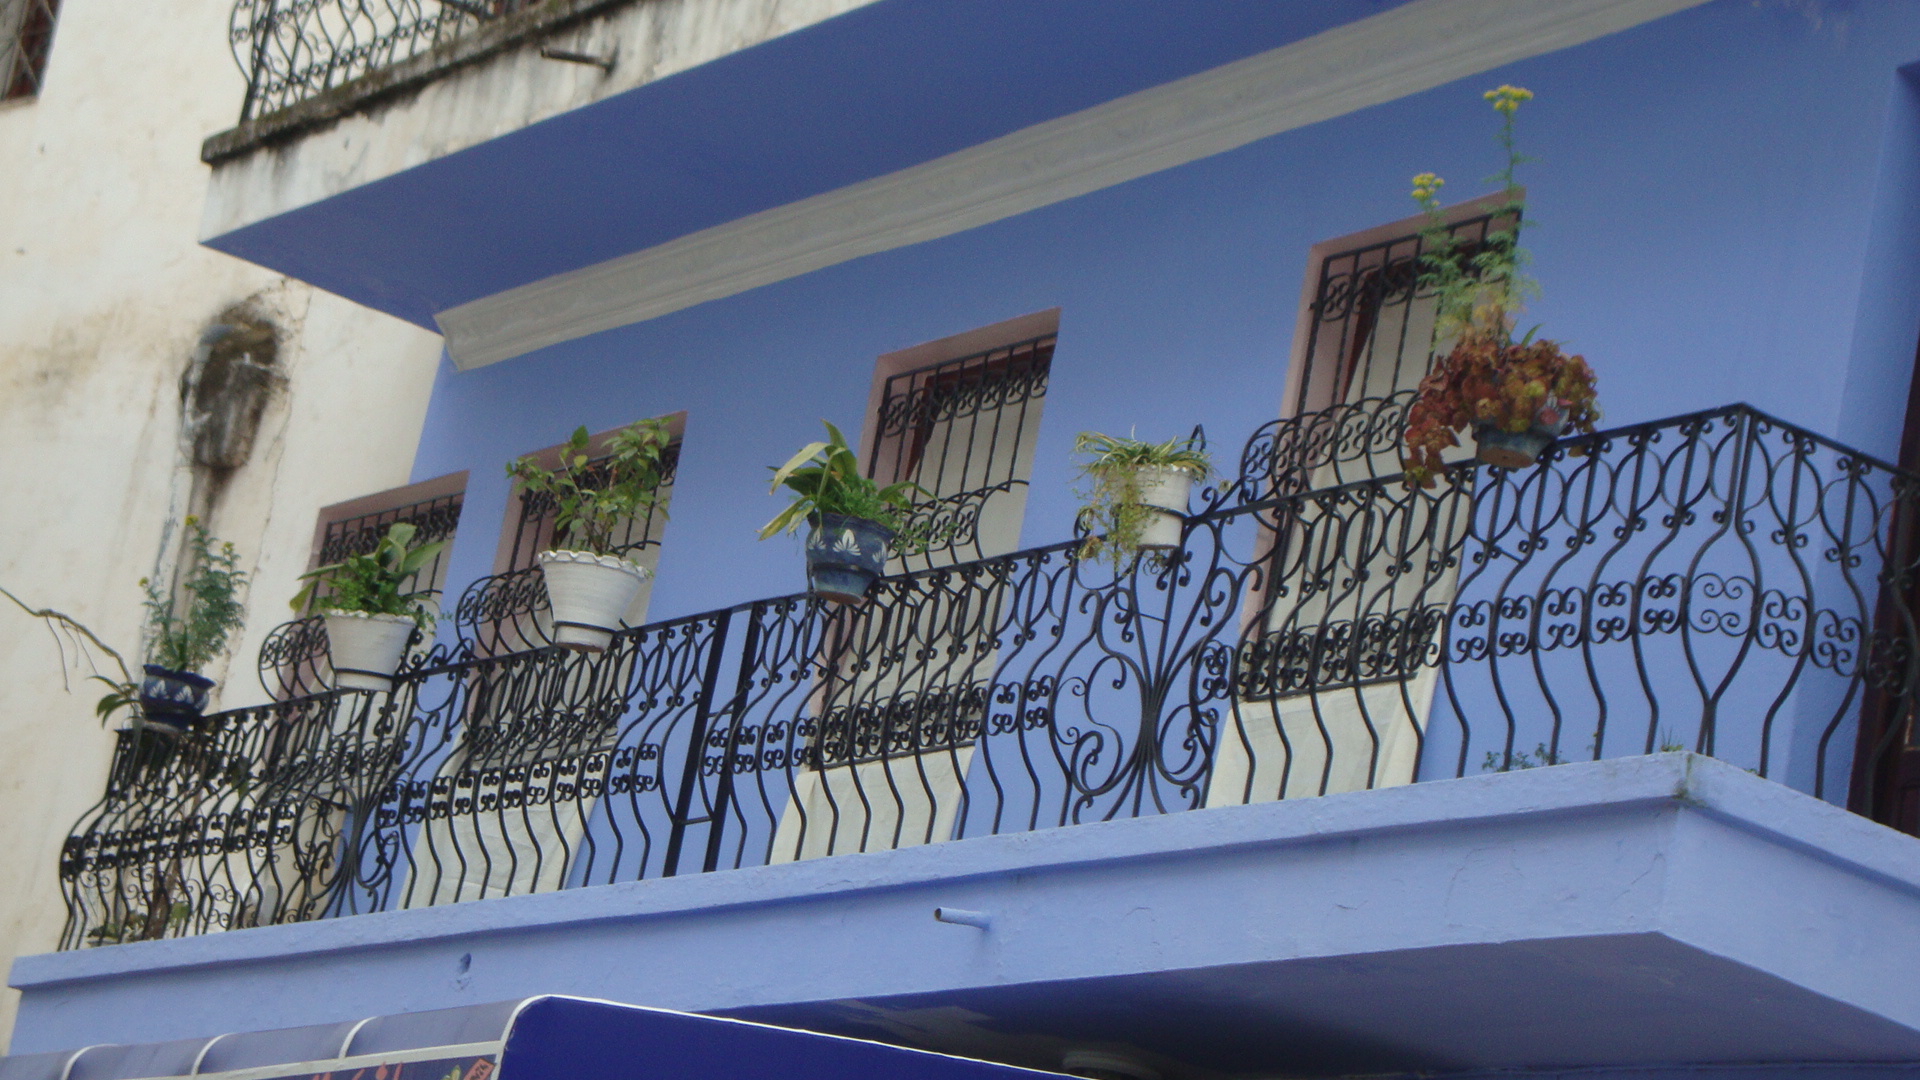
[436,0,1707,369]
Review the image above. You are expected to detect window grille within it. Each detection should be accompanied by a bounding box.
[1292,212,1500,419]
[1240,211,1507,706]
[259,477,467,701]
[501,440,679,573]
[2,0,59,100]
[866,333,1053,568]
[314,491,463,591]
[784,329,1053,799]
[449,426,681,771]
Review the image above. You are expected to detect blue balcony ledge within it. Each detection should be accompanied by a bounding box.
[13,753,1920,1077]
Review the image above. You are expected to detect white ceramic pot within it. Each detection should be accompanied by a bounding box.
[537,549,650,652]
[324,611,417,693]
[1132,466,1195,549]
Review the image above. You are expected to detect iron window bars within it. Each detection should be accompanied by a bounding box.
[869,334,1054,569]
[455,439,680,660]
[258,487,466,700]
[436,437,679,784]
[57,400,1920,945]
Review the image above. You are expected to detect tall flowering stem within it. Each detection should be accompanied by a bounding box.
[1401,86,1599,487]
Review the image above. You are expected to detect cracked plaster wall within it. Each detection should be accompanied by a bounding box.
[0,0,446,1049]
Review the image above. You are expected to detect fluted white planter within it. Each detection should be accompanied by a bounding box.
[324,611,417,693]
[538,549,650,652]
[1131,466,1195,549]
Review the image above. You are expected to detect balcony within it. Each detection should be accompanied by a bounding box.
[53,400,1920,948]
[226,0,551,126]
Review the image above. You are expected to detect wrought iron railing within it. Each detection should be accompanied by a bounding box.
[58,401,1920,947]
[229,0,541,122]
[258,486,466,700]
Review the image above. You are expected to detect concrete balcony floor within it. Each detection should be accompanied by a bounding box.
[11,754,1920,1078]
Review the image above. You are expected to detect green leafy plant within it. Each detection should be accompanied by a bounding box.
[3,517,246,727]
[143,517,249,674]
[1072,430,1212,568]
[289,522,448,629]
[1401,86,1600,488]
[759,420,926,540]
[506,419,674,558]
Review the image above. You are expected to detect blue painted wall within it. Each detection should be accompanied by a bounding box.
[406,1,1920,792]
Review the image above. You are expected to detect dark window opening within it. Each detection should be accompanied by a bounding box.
[3,0,59,101]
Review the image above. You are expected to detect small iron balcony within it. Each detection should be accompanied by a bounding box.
[228,0,607,124]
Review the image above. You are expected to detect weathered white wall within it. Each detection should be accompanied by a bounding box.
[0,0,886,1051]
[202,0,876,239]
[0,0,445,1049]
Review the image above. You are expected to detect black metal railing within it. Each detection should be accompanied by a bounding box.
[57,402,1920,947]
[229,0,541,122]
[258,487,466,701]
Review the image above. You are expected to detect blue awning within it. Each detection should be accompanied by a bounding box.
[0,997,1068,1080]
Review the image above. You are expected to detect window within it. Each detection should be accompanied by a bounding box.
[465,413,683,660]
[397,419,681,908]
[259,473,467,701]
[1211,197,1507,805]
[2,0,59,101]
[862,309,1057,569]
[770,313,1057,863]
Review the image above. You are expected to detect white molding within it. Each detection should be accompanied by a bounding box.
[436,0,1706,370]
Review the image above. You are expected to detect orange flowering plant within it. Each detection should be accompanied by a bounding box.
[1401,86,1599,487]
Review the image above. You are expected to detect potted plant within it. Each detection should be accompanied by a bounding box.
[506,418,673,652]
[759,420,925,605]
[289,522,448,692]
[1072,431,1212,567]
[1401,86,1599,487]
[133,517,250,732]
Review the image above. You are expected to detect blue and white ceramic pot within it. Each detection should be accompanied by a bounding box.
[138,665,214,733]
[805,513,894,606]
[1473,397,1570,470]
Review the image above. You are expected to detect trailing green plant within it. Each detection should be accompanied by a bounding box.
[506,418,674,558]
[759,420,926,540]
[1072,430,1212,569]
[1400,85,1600,488]
[143,516,249,674]
[289,522,448,629]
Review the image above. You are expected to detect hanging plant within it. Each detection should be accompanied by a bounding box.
[290,522,447,692]
[1072,431,1212,568]
[506,418,674,652]
[1401,86,1600,487]
[760,420,927,605]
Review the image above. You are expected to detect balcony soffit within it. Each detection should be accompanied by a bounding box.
[198,0,1705,370]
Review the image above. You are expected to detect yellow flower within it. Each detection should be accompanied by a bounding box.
[1484,84,1533,114]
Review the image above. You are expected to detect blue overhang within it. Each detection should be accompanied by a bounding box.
[198,0,1407,329]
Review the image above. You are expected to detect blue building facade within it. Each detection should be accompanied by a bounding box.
[15,3,1920,1077]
